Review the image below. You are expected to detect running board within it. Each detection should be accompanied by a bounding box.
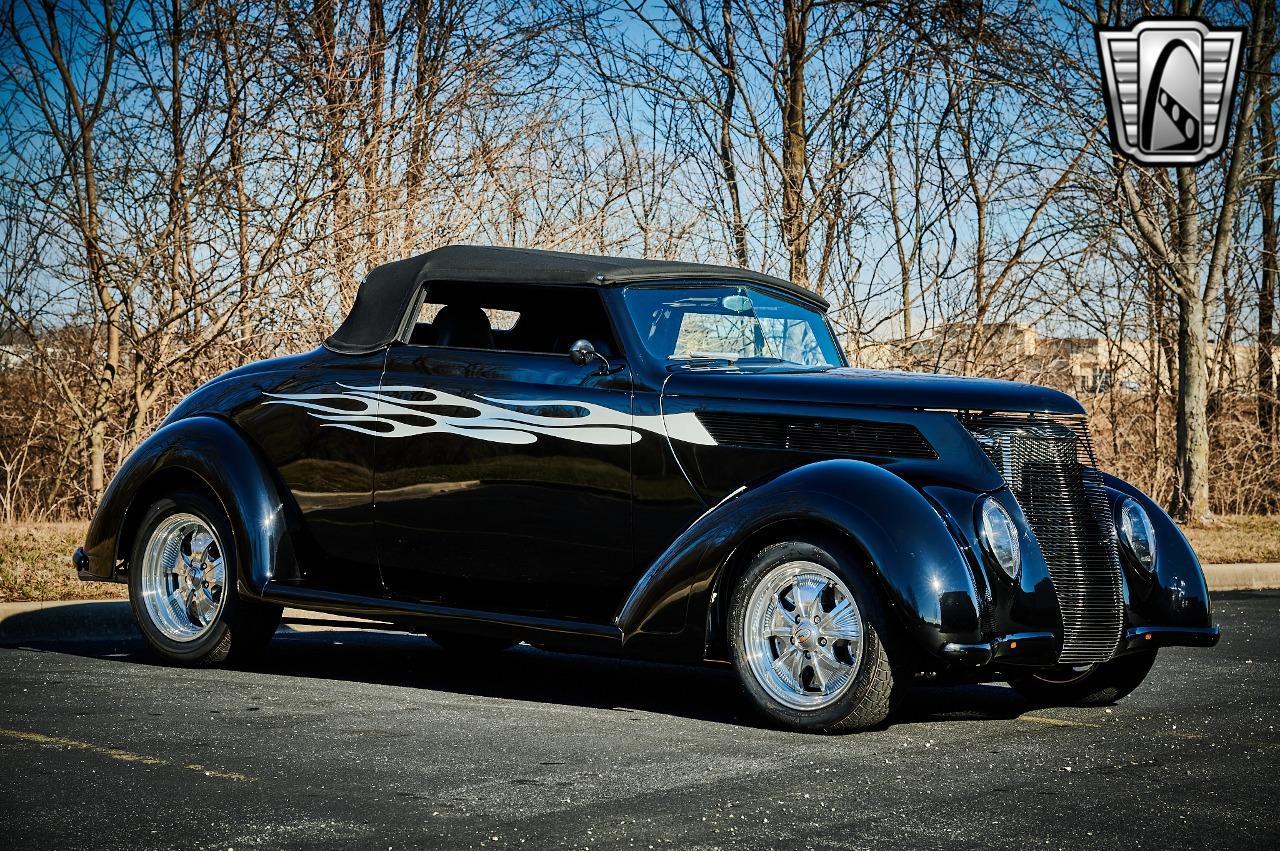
[257,582,624,652]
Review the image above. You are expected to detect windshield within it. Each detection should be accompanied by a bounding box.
[621,285,843,367]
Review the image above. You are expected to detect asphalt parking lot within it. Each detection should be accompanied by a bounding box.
[1,592,1276,850]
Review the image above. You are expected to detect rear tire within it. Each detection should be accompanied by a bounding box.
[726,540,896,733]
[1008,649,1157,706]
[128,489,281,666]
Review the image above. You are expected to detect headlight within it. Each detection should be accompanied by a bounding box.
[1117,497,1157,573]
[978,498,1021,581]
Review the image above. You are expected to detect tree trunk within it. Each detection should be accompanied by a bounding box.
[1175,10,1270,519]
[1173,293,1212,522]
[1257,6,1278,437]
[719,0,748,268]
[1169,162,1210,523]
[1259,179,1277,436]
[780,0,809,287]
[37,2,122,504]
[884,116,911,344]
[311,0,354,307]
[363,0,386,264]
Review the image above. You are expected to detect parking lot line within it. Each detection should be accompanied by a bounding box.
[0,727,256,782]
[1017,714,1102,728]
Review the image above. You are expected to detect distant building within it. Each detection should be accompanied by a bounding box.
[887,322,1258,395]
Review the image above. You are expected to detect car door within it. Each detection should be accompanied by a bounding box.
[374,284,634,623]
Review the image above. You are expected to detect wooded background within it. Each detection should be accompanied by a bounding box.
[1,0,1277,525]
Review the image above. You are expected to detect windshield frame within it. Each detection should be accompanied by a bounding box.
[618,280,847,370]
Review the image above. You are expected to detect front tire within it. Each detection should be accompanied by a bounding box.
[727,540,896,733]
[128,489,281,666]
[1008,649,1158,706]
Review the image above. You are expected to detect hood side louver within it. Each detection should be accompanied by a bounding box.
[695,412,937,460]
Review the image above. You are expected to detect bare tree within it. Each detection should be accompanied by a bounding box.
[1090,1,1273,522]
[1,0,132,500]
[1,0,1279,523]
[574,0,897,293]
[1255,2,1279,437]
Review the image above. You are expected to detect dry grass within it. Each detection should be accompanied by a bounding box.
[1180,515,1280,566]
[1,514,1277,603]
[0,521,124,602]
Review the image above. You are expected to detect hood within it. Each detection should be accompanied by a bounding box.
[662,366,1085,416]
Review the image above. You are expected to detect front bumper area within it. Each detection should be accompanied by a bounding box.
[941,631,1058,666]
[940,624,1220,668]
[1121,625,1220,652]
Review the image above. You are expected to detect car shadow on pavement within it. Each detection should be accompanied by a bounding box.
[261,630,1035,729]
[3,604,1038,731]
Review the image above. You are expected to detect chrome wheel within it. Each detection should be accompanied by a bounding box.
[138,513,227,642]
[742,561,864,710]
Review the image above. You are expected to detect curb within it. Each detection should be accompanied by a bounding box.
[2,565,1276,644]
[1202,563,1280,592]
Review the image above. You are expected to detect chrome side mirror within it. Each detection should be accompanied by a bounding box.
[569,339,597,366]
[569,339,617,375]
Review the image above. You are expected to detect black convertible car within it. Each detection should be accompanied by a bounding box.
[75,246,1218,732]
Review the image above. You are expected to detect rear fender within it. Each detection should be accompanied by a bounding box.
[80,415,296,597]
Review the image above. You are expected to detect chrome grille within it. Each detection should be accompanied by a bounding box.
[962,414,1124,664]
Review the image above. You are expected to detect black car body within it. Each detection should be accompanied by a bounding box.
[76,246,1218,731]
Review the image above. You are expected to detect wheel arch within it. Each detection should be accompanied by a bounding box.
[117,468,223,572]
[702,517,874,661]
[80,415,301,597]
[616,459,985,663]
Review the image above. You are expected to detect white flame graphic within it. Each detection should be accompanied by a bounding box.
[264,384,716,446]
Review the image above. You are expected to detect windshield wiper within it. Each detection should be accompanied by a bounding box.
[670,354,794,367]
[732,356,789,366]
[671,353,739,363]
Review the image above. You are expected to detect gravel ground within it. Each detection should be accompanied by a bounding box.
[0,592,1276,850]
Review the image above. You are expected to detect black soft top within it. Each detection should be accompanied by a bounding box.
[325,244,827,354]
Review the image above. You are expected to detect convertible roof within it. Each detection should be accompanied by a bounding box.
[325,244,828,354]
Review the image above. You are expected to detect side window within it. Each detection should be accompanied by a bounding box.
[408,282,619,357]
[418,303,521,331]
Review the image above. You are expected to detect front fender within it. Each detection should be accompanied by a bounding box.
[616,459,982,658]
[79,415,295,596]
[1101,472,1214,631]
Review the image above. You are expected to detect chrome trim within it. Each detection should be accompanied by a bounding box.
[137,513,227,642]
[962,414,1125,665]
